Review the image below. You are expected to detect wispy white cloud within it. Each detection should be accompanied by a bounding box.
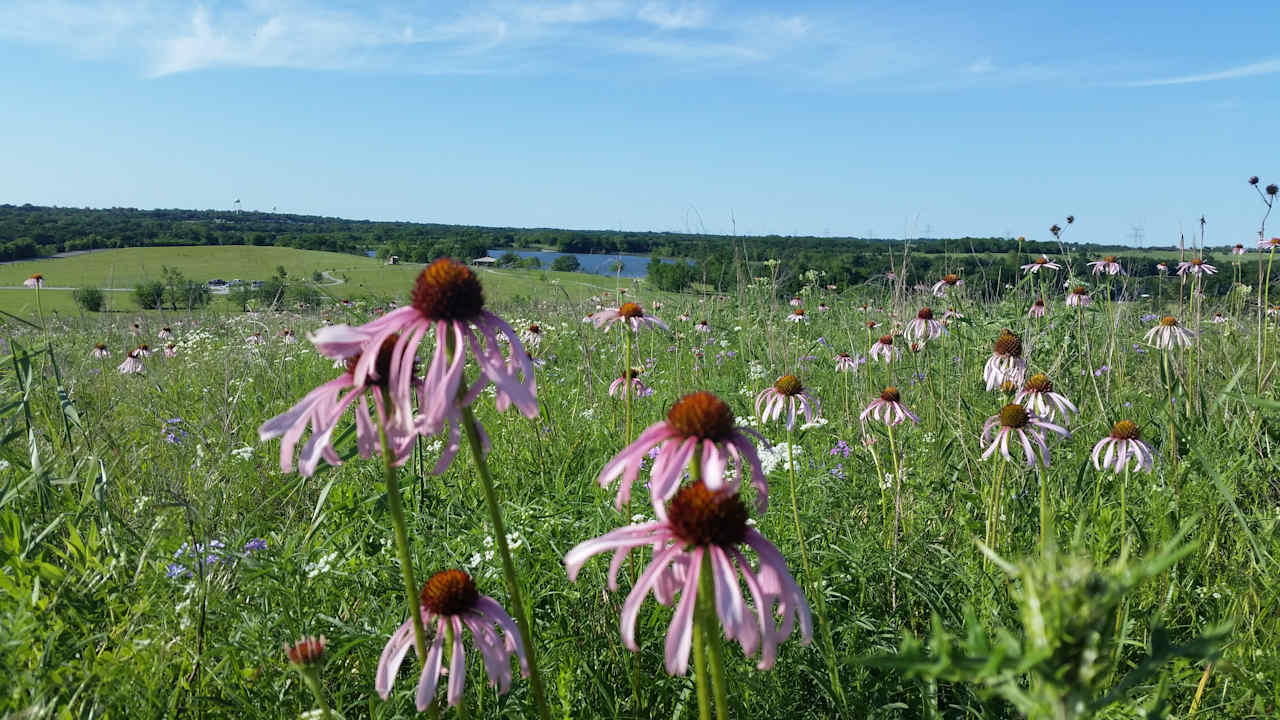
[637,1,711,30]
[1122,58,1280,87]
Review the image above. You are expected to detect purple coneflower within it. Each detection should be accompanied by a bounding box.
[91,343,110,359]
[1013,373,1077,424]
[980,403,1069,467]
[258,334,417,476]
[943,307,964,320]
[1144,315,1195,349]
[1021,256,1062,274]
[565,482,811,674]
[869,334,899,363]
[597,391,768,513]
[285,635,326,667]
[118,350,144,374]
[931,273,962,297]
[1091,420,1155,474]
[1232,244,1246,256]
[983,330,1027,391]
[756,375,820,431]
[1087,256,1125,275]
[609,368,652,398]
[788,297,803,307]
[834,352,863,372]
[859,386,919,426]
[1028,297,1047,318]
[817,303,829,312]
[1260,237,1280,251]
[904,307,946,342]
[280,329,298,343]
[23,273,44,289]
[1177,258,1217,277]
[522,323,542,348]
[594,302,668,333]
[135,344,153,358]
[1156,262,1169,274]
[164,343,178,358]
[1212,312,1226,324]
[1066,286,1092,307]
[312,259,537,445]
[376,570,528,710]
[246,333,264,345]
[786,308,807,323]
[158,326,173,340]
[694,320,711,333]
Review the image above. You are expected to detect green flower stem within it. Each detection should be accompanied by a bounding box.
[294,664,334,720]
[443,620,469,720]
[1119,464,1130,555]
[1261,247,1276,394]
[377,404,430,664]
[986,458,1007,555]
[458,404,552,720]
[697,551,730,720]
[1038,467,1048,556]
[691,604,712,720]
[887,422,903,548]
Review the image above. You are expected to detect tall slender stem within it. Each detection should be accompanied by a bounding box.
[295,664,334,720]
[691,601,712,720]
[623,329,634,443]
[1038,467,1048,555]
[377,405,430,663]
[887,422,903,549]
[459,404,552,720]
[697,552,730,720]
[1119,464,1130,555]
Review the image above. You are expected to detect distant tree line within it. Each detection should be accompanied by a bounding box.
[2,204,1243,298]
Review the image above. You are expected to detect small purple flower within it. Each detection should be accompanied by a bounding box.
[829,440,852,458]
[1140,314,1160,324]
[244,538,268,554]
[166,563,191,578]
[829,464,846,480]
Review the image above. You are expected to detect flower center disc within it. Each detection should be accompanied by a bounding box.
[999,403,1029,428]
[1072,286,1087,295]
[880,386,900,403]
[411,258,485,321]
[667,483,748,549]
[774,374,803,396]
[1111,420,1141,440]
[993,330,1023,357]
[878,334,893,345]
[1191,258,1204,266]
[667,391,734,442]
[943,274,959,284]
[793,308,805,316]
[619,302,644,318]
[528,324,540,334]
[917,307,933,320]
[1104,256,1117,263]
[1025,373,1053,393]
[1161,316,1178,327]
[420,569,480,616]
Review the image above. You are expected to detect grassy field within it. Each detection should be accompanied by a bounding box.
[0,246,636,318]
[1,259,1276,719]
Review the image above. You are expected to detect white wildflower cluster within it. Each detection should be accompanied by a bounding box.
[758,442,802,475]
[748,362,766,380]
[305,552,337,578]
[734,415,759,427]
[799,417,828,430]
[230,446,254,460]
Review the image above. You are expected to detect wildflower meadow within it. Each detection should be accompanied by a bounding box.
[3,230,1280,720]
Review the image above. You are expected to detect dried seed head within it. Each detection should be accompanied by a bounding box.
[285,635,327,667]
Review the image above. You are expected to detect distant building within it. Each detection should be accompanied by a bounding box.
[386,255,400,265]
[471,256,497,266]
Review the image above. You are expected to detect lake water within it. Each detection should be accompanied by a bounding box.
[488,249,656,278]
[365,248,674,278]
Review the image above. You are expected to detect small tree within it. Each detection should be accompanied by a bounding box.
[134,281,166,310]
[550,255,581,272]
[72,287,105,312]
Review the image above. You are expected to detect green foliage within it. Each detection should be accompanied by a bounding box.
[71,286,104,312]
[550,255,581,272]
[863,529,1229,719]
[133,280,165,309]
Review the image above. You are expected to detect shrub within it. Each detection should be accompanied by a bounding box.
[71,287,105,312]
[133,281,166,310]
[550,255,581,272]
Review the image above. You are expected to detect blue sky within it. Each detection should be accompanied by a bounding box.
[2,1,1279,246]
